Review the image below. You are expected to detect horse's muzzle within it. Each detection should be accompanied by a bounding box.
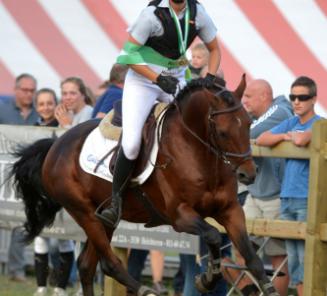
[236,164,256,185]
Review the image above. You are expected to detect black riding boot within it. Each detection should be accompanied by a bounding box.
[97,149,135,228]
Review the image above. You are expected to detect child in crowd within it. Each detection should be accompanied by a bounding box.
[256,76,323,296]
[189,43,209,78]
[35,88,58,127]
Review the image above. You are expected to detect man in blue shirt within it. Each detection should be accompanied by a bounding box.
[257,76,322,296]
[0,73,38,125]
[0,73,38,282]
[92,64,128,119]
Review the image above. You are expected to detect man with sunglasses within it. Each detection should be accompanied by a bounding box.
[256,76,323,296]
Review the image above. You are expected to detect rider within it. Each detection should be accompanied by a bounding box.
[97,0,221,227]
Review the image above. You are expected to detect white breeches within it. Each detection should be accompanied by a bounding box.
[122,64,186,160]
[34,236,75,254]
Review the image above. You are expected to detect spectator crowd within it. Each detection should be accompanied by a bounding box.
[0,1,324,295]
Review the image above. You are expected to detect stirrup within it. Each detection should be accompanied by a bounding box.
[95,198,120,228]
[95,208,120,228]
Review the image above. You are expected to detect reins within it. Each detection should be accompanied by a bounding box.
[173,87,252,167]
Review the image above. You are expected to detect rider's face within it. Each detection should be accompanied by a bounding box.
[171,0,186,4]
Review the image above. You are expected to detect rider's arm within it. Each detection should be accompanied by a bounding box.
[128,36,159,83]
[205,37,221,76]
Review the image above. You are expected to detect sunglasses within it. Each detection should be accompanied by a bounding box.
[289,94,314,102]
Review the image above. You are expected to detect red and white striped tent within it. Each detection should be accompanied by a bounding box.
[1,0,327,116]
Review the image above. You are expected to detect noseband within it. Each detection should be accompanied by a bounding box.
[208,101,252,167]
[175,88,252,168]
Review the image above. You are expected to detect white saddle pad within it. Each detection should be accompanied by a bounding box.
[79,121,162,185]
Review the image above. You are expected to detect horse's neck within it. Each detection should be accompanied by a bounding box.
[166,104,228,184]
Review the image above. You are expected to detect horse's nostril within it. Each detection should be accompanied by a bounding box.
[238,172,246,179]
[237,172,255,185]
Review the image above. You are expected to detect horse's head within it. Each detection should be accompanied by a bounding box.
[207,75,256,184]
[176,75,256,185]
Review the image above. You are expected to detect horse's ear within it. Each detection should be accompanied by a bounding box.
[233,74,246,101]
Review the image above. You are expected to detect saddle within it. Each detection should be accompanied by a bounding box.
[98,102,167,177]
[98,102,170,227]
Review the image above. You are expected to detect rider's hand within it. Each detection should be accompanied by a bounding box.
[155,74,179,94]
[203,73,216,88]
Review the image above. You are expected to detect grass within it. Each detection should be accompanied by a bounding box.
[0,271,297,296]
[0,273,177,296]
[0,273,102,296]
[0,274,37,296]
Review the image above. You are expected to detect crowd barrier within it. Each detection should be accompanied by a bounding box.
[1,120,326,296]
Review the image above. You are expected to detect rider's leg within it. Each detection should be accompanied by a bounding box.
[97,148,136,227]
[97,69,163,228]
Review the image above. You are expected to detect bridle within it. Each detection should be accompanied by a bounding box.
[175,88,252,168]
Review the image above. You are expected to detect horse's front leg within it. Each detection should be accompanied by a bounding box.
[173,202,223,293]
[220,203,279,296]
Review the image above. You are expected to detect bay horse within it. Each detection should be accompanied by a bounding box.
[11,76,279,296]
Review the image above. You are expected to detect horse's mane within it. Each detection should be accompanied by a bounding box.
[174,78,235,107]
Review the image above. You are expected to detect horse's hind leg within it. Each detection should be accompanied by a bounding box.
[77,240,98,296]
[173,203,223,293]
[220,204,279,296]
[70,209,159,296]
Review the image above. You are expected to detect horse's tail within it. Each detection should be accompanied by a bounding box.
[10,138,62,243]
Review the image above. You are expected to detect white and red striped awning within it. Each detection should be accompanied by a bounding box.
[1,0,327,115]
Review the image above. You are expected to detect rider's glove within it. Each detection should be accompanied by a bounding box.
[203,73,216,88]
[155,74,179,94]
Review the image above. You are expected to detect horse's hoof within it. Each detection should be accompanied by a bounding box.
[137,285,159,296]
[262,282,280,296]
[195,274,210,293]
